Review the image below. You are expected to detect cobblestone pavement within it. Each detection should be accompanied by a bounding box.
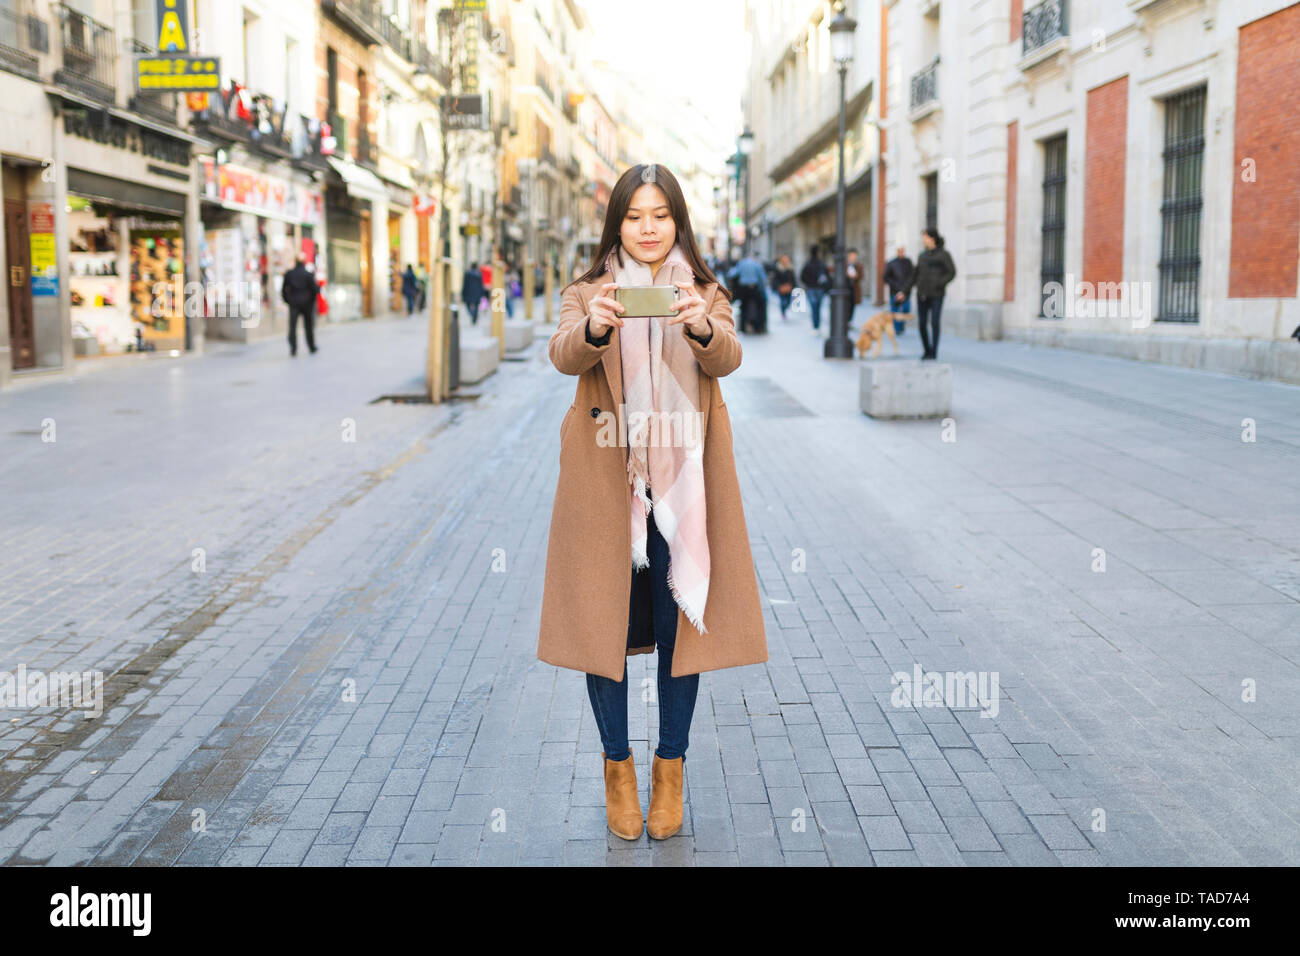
[1,293,1298,866]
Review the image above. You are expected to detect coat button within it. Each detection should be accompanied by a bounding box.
[590,407,600,418]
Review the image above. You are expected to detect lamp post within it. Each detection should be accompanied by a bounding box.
[738,127,754,258]
[825,6,857,359]
[713,183,722,258]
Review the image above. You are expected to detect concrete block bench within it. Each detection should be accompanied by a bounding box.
[860,360,952,419]
[458,336,500,384]
[504,319,535,352]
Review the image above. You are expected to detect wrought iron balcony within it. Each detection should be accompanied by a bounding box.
[0,0,47,81]
[190,80,293,156]
[413,43,450,87]
[1023,0,1069,57]
[52,2,114,103]
[909,57,939,113]
[321,0,384,46]
[128,39,177,124]
[378,13,413,61]
[327,109,348,154]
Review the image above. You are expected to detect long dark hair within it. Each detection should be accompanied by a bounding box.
[566,164,732,303]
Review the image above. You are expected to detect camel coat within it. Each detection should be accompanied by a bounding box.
[536,269,769,680]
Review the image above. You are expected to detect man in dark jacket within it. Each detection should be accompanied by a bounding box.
[883,246,915,336]
[799,246,830,332]
[281,251,320,356]
[462,263,485,324]
[900,230,957,360]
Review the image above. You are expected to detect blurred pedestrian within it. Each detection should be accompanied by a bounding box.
[505,263,521,318]
[799,245,830,333]
[401,264,419,316]
[415,263,428,311]
[281,250,320,356]
[462,261,485,324]
[726,252,767,333]
[846,248,863,325]
[900,228,957,360]
[771,254,796,320]
[884,246,915,335]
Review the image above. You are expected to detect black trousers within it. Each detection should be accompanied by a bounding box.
[917,295,943,357]
[288,303,317,353]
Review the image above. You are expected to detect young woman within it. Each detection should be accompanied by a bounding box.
[901,228,957,360]
[537,163,769,842]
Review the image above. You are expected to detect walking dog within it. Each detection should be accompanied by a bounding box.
[854,310,905,358]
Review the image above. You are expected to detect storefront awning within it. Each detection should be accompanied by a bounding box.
[326,156,388,203]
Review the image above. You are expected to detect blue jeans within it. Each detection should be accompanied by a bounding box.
[586,503,700,763]
[805,288,825,329]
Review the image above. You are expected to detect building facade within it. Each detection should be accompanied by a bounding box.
[882,0,1300,383]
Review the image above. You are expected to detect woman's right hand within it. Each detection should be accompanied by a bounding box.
[587,281,625,336]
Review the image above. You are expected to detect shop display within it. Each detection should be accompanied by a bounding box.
[129,226,185,348]
[67,199,133,352]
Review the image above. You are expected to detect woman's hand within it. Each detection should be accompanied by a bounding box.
[667,281,709,338]
[587,281,625,336]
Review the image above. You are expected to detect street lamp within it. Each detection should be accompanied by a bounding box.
[738,128,754,257]
[826,6,857,359]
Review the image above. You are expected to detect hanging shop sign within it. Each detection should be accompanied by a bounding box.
[135,0,220,92]
[455,0,483,91]
[441,94,489,130]
[413,194,437,217]
[29,202,58,297]
[199,157,324,226]
[136,55,221,92]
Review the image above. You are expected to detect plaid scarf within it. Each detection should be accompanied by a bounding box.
[605,241,710,634]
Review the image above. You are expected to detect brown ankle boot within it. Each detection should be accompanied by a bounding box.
[603,752,643,840]
[646,754,685,839]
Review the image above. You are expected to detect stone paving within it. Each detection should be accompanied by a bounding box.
[1,291,1297,865]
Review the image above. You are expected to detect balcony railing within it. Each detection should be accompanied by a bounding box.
[128,39,177,124]
[564,156,580,179]
[321,0,384,46]
[1023,0,1069,56]
[378,13,413,61]
[0,0,47,81]
[190,80,293,156]
[413,42,450,87]
[327,109,348,155]
[909,57,939,113]
[53,2,114,102]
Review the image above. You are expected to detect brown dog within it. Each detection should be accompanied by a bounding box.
[855,310,901,358]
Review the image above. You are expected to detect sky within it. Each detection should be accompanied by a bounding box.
[578,0,747,158]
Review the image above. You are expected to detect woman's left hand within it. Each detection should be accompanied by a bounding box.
[667,281,709,337]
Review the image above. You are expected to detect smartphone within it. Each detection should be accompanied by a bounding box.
[615,285,678,317]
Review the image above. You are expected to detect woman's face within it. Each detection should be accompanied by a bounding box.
[922,232,936,250]
[621,184,676,270]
